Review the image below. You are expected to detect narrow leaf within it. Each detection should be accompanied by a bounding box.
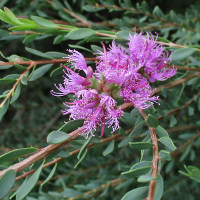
[159,137,177,151]
[74,149,88,168]
[25,47,53,59]
[172,48,196,61]
[154,174,164,200]
[29,64,52,81]
[129,142,154,151]
[155,126,169,138]
[77,136,92,159]
[137,174,156,183]
[40,163,57,188]
[122,166,151,177]
[16,161,44,200]
[10,84,21,104]
[129,121,145,138]
[0,147,37,163]
[47,131,71,144]
[147,114,159,128]
[65,28,95,40]
[159,150,172,161]
[31,16,58,28]
[59,119,84,133]
[0,170,16,199]
[103,140,115,156]
[121,186,148,200]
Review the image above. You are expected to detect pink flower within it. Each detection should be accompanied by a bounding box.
[51,31,176,137]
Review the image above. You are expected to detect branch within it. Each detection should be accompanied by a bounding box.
[0,58,96,66]
[154,72,200,94]
[138,109,159,200]
[171,133,200,157]
[68,178,123,200]
[47,0,92,28]
[0,128,84,177]
[15,133,122,180]
[0,62,34,108]
[158,91,200,120]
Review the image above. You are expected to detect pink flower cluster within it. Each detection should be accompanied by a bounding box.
[51,32,176,137]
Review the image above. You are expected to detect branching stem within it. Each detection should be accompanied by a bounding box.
[138,109,159,200]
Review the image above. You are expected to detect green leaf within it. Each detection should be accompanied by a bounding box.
[50,66,62,77]
[23,34,39,44]
[172,48,196,61]
[10,84,21,104]
[16,161,44,200]
[121,186,148,200]
[46,51,67,58]
[9,25,38,31]
[31,16,58,28]
[103,140,115,156]
[122,166,151,177]
[159,150,172,161]
[116,30,134,40]
[147,114,159,128]
[59,119,84,133]
[69,44,92,53]
[198,98,200,112]
[180,144,191,162]
[0,78,16,84]
[29,64,53,81]
[77,136,92,159]
[0,9,14,24]
[4,7,23,25]
[74,149,88,168]
[0,147,37,163]
[25,47,53,59]
[0,99,10,121]
[0,170,16,199]
[137,174,156,183]
[65,28,96,40]
[159,137,176,151]
[47,131,71,144]
[154,175,164,200]
[169,115,177,127]
[129,142,154,151]
[118,136,133,148]
[40,163,57,188]
[155,126,169,138]
[82,5,104,12]
[129,121,145,138]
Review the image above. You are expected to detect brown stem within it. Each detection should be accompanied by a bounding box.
[47,0,92,28]
[158,91,200,120]
[15,133,121,180]
[138,109,159,200]
[171,133,200,157]
[68,178,123,200]
[0,128,84,177]
[0,62,34,108]
[0,58,96,66]
[154,72,200,94]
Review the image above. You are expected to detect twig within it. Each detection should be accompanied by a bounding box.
[171,133,200,157]
[0,62,34,108]
[154,72,200,94]
[15,133,121,180]
[0,128,84,177]
[47,0,92,28]
[158,91,200,120]
[0,58,96,66]
[68,178,123,200]
[138,109,159,200]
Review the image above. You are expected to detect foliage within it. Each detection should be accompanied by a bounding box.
[0,0,200,200]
